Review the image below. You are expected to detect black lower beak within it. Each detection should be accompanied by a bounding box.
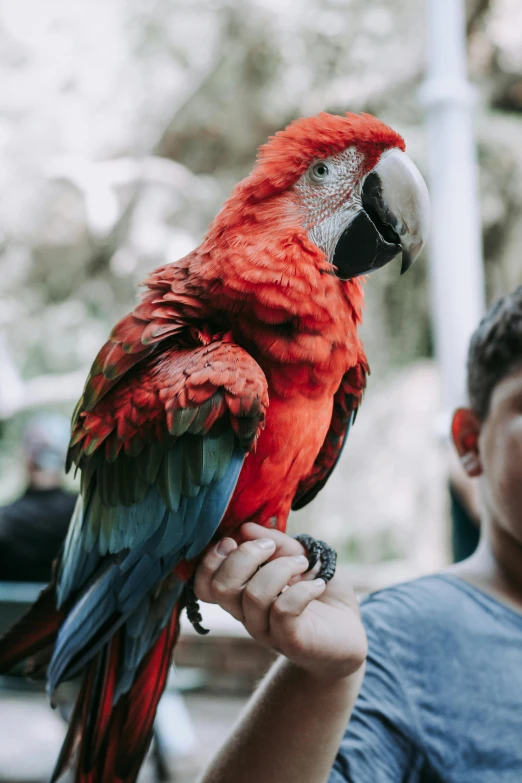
[331,149,429,281]
[332,209,401,281]
[400,250,414,275]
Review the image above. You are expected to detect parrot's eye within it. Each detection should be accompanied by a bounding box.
[309,161,330,183]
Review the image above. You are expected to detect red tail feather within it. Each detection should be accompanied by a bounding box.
[70,603,181,783]
[89,635,121,763]
[1,589,183,782]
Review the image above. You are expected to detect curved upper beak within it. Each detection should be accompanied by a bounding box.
[368,148,430,274]
[332,148,430,280]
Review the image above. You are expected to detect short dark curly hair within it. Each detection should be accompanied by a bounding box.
[467,285,522,419]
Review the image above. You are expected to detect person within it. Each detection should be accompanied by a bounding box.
[0,413,76,582]
[195,286,522,783]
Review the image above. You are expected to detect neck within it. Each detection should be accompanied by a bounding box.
[453,511,522,612]
[197,202,365,369]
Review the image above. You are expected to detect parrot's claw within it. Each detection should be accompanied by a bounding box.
[184,576,210,636]
[293,534,337,583]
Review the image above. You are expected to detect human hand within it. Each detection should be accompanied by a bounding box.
[194,523,367,682]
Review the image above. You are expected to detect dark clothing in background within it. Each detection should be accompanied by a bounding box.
[328,574,522,783]
[0,487,75,582]
[449,482,480,563]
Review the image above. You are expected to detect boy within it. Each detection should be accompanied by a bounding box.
[195,287,522,782]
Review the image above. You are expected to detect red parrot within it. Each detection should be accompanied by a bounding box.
[0,112,429,781]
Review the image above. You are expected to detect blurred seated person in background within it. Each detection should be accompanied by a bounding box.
[0,413,75,582]
[196,286,522,783]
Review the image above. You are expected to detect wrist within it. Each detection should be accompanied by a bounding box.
[281,656,367,692]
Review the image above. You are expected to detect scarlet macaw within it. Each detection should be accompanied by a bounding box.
[0,112,429,782]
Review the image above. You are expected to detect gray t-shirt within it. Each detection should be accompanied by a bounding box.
[329,574,522,782]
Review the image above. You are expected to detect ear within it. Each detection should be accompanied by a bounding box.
[451,408,483,478]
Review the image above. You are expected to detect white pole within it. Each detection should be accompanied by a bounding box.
[420,0,486,415]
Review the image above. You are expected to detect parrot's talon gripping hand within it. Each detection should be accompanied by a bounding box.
[184,576,210,636]
[293,534,338,583]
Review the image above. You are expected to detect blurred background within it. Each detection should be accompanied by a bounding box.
[0,0,521,780]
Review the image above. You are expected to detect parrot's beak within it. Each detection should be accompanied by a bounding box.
[332,148,430,280]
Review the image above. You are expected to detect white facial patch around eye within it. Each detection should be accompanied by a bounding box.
[294,147,367,259]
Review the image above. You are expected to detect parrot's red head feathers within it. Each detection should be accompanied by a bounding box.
[198,110,427,367]
[246,112,405,201]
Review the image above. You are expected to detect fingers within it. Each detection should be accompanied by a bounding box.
[272,578,326,623]
[240,524,321,582]
[242,555,310,639]
[194,537,277,621]
[264,579,327,652]
[240,523,306,558]
[194,537,238,604]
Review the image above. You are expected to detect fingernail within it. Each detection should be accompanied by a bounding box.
[256,538,276,550]
[217,538,236,556]
[312,578,326,587]
[292,555,309,567]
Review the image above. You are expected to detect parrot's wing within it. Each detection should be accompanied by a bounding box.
[291,363,367,510]
[72,262,207,419]
[49,333,268,698]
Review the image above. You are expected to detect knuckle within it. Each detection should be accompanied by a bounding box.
[271,598,292,620]
[243,583,266,609]
[224,547,254,572]
[211,577,234,601]
[241,541,265,560]
[198,554,219,577]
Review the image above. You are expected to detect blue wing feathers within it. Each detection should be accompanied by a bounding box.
[114,580,184,703]
[50,428,244,696]
[185,447,243,559]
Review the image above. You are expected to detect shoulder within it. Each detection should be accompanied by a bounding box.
[360,574,480,665]
[362,573,462,617]
[0,490,76,532]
